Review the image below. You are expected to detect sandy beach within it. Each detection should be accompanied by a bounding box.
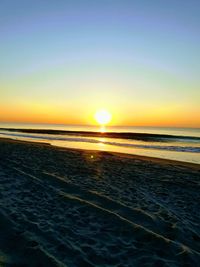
[0,138,199,266]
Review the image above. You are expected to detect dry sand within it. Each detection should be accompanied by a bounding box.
[0,138,199,266]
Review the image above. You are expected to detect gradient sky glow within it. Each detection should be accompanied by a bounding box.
[0,0,200,127]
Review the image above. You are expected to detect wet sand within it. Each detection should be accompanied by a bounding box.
[0,138,199,266]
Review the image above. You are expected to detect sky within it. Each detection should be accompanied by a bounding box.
[0,0,200,127]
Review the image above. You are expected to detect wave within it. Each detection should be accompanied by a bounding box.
[1,131,200,153]
[1,127,200,142]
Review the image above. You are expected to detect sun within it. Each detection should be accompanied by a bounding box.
[94,109,112,125]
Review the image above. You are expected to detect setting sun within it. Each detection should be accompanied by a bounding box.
[94,109,112,125]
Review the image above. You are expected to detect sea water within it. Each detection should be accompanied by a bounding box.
[0,122,199,164]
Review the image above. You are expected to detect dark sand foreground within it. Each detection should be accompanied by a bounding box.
[0,138,199,266]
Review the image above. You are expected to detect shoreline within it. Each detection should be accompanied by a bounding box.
[0,137,199,170]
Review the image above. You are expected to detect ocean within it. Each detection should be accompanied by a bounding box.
[0,122,200,164]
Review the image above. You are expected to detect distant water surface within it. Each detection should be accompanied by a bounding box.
[0,122,199,164]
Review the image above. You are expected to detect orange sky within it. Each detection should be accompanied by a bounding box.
[1,101,199,127]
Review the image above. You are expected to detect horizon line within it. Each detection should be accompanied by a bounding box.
[0,121,199,129]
